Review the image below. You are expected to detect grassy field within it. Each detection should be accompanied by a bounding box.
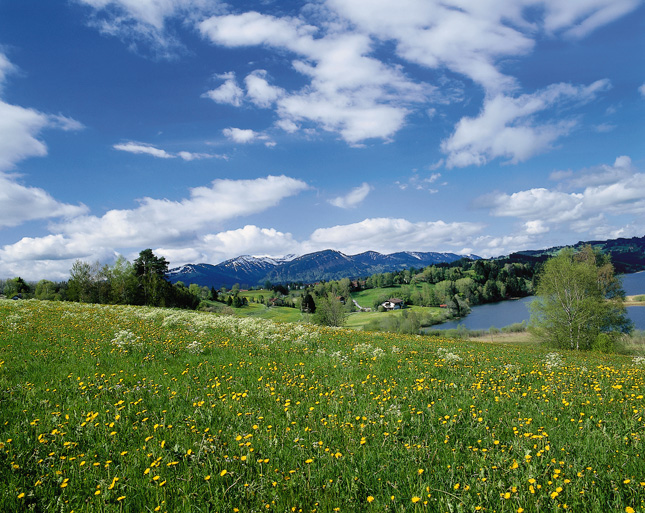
[1,299,645,512]
[350,286,415,310]
[344,306,444,331]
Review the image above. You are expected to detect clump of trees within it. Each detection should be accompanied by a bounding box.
[67,249,200,308]
[529,246,632,351]
[0,250,201,309]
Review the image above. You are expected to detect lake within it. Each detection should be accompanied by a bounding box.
[431,271,645,331]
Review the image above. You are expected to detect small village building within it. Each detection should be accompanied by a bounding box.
[381,298,405,311]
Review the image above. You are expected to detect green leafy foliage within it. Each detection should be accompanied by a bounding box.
[530,246,632,350]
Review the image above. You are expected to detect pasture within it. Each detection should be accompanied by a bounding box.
[1,299,644,512]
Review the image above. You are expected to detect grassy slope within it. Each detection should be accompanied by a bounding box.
[350,286,415,310]
[1,299,645,512]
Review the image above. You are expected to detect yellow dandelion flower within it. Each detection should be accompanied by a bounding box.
[305,458,314,464]
[367,496,375,503]
[204,475,211,481]
[412,496,421,503]
[117,496,125,501]
[18,493,25,499]
[220,469,228,477]
[625,508,635,513]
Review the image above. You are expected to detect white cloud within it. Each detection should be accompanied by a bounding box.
[51,175,308,246]
[199,11,432,144]
[0,175,89,229]
[0,101,84,173]
[479,156,645,241]
[639,83,645,97]
[306,217,484,255]
[113,141,222,160]
[222,127,274,146]
[329,183,371,208]
[524,220,549,235]
[114,141,175,158]
[0,175,309,279]
[0,52,16,90]
[540,0,643,39]
[485,188,585,222]
[76,0,221,58]
[244,70,284,108]
[470,233,537,258]
[77,1,640,151]
[201,225,299,261]
[222,127,257,143]
[0,53,88,231]
[442,80,611,167]
[202,72,245,106]
[196,1,636,151]
[0,101,50,171]
[177,150,223,161]
[551,155,634,188]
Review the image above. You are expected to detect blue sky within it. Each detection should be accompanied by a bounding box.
[1,0,644,280]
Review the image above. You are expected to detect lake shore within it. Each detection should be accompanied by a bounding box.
[626,294,645,306]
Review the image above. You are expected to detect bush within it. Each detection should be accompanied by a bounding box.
[501,321,527,333]
[591,333,617,353]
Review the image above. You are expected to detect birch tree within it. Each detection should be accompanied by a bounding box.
[529,246,631,350]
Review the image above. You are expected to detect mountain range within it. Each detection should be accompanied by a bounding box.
[167,235,645,290]
[510,236,645,274]
[166,250,478,289]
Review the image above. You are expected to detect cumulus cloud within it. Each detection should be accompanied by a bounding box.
[0,101,85,173]
[0,53,87,230]
[50,175,308,247]
[202,72,244,106]
[0,175,89,229]
[1,175,309,279]
[76,1,639,152]
[329,183,371,208]
[201,225,299,260]
[479,156,645,239]
[244,70,284,108]
[194,1,634,150]
[442,80,611,167]
[306,217,484,255]
[639,83,645,97]
[550,155,635,188]
[199,11,432,144]
[222,127,274,146]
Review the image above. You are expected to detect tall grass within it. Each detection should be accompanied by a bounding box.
[1,299,644,512]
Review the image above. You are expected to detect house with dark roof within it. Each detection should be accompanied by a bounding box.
[381,298,405,311]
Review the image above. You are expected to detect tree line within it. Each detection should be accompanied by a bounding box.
[0,250,200,309]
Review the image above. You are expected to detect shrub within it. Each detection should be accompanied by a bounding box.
[591,333,616,353]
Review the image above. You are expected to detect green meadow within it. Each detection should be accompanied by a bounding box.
[1,299,644,512]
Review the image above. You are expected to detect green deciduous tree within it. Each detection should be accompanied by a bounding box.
[312,293,346,327]
[529,246,632,351]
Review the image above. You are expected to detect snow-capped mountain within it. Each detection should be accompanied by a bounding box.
[167,249,479,289]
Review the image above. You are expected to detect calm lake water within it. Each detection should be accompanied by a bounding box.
[432,271,645,331]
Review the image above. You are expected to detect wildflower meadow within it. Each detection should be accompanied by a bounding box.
[1,299,644,512]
